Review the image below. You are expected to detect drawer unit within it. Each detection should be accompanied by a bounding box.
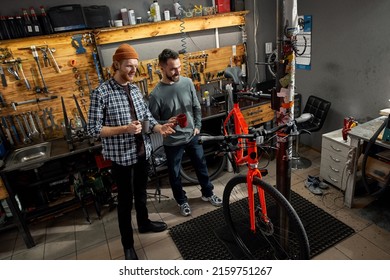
[320,129,351,191]
[241,102,274,127]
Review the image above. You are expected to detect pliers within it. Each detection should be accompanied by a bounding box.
[41,48,51,67]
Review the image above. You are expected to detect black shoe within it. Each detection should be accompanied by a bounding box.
[124,247,138,260]
[138,220,167,233]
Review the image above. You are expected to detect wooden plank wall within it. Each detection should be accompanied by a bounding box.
[0,31,100,145]
[0,12,247,149]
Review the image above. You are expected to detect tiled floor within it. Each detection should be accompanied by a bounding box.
[1,146,390,260]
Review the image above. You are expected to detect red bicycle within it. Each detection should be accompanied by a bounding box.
[199,67,310,259]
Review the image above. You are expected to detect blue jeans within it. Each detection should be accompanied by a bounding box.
[164,135,214,205]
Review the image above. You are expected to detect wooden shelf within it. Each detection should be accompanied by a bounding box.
[94,11,249,45]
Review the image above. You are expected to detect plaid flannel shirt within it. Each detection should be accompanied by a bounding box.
[87,78,158,166]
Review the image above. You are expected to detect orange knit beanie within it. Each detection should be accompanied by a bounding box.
[112,44,139,62]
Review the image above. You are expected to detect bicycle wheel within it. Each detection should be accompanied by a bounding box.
[180,133,227,184]
[223,175,310,259]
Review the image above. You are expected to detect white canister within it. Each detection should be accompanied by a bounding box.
[164,10,170,21]
[128,9,136,25]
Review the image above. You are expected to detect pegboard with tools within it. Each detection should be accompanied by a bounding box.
[0,31,100,149]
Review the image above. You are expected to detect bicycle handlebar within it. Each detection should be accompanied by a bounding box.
[199,113,313,144]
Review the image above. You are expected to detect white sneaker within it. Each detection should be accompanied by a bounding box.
[179,202,191,216]
[201,194,223,207]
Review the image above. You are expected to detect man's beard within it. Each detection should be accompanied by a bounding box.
[167,74,179,82]
[120,71,133,82]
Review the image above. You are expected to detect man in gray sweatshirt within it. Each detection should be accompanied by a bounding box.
[149,48,222,217]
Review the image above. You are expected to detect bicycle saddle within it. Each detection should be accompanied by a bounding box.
[224,67,242,85]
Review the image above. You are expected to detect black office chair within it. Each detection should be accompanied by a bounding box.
[291,95,331,169]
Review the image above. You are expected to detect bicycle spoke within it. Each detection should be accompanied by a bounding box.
[223,175,310,260]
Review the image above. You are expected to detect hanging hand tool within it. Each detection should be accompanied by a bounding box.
[10,95,58,110]
[17,60,31,90]
[47,47,61,73]
[147,63,153,84]
[1,116,14,146]
[154,69,162,80]
[40,47,51,67]
[71,34,86,54]
[46,107,59,130]
[14,115,31,144]
[31,45,49,94]
[0,66,7,87]
[61,97,74,151]
[30,67,42,94]
[0,92,6,108]
[73,94,88,131]
[21,113,33,139]
[7,64,20,80]
[85,71,92,95]
[33,111,45,140]
[92,51,104,84]
[28,111,40,139]
[8,115,21,144]
[142,78,149,97]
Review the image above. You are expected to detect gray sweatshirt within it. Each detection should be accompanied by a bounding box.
[149,76,202,146]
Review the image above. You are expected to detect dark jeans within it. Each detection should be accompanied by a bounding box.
[164,135,214,205]
[111,157,150,249]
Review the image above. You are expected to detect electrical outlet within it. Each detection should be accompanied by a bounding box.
[265,42,273,54]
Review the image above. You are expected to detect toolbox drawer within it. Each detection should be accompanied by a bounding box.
[241,103,274,127]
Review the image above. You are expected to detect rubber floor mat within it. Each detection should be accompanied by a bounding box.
[169,191,355,260]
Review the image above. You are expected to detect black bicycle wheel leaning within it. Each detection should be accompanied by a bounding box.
[223,175,310,260]
[180,133,227,184]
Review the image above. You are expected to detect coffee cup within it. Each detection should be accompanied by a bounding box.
[141,120,150,133]
[176,113,187,128]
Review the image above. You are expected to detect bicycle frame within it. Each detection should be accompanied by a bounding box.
[222,94,270,233]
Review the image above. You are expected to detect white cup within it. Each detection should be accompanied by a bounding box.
[114,20,123,27]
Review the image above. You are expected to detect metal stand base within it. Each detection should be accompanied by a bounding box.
[291,156,312,170]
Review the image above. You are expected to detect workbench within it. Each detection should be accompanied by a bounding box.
[344,116,390,207]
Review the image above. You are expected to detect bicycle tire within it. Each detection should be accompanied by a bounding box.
[223,175,310,260]
[180,133,227,184]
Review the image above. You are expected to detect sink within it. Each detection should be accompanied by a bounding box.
[6,142,52,170]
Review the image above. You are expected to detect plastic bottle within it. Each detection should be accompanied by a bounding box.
[173,1,182,18]
[204,91,210,107]
[121,8,129,25]
[128,9,136,25]
[147,11,153,22]
[150,0,161,22]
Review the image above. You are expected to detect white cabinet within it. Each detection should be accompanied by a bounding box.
[320,129,352,191]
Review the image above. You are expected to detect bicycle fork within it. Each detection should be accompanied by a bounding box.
[246,168,270,232]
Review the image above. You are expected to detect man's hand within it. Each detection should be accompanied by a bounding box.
[128,120,142,134]
[155,123,175,136]
[193,128,200,136]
